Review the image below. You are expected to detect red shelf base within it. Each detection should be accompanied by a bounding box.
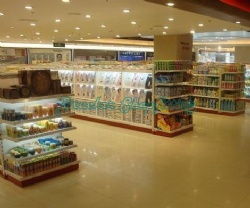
[71,115,152,134]
[219,111,245,116]
[196,108,219,115]
[5,163,79,187]
[153,126,193,138]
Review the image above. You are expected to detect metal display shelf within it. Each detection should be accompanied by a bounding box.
[4,160,80,182]
[155,82,189,87]
[5,144,78,163]
[3,127,77,142]
[0,94,73,104]
[192,84,220,88]
[0,112,75,125]
[190,95,219,99]
[155,70,189,73]
[155,94,190,99]
[192,74,219,77]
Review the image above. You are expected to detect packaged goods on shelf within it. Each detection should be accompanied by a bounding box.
[193,87,219,97]
[155,86,190,98]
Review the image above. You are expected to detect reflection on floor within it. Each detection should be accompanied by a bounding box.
[1,106,250,208]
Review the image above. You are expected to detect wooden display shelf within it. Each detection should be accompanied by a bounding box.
[3,127,77,142]
[4,160,80,187]
[221,72,245,74]
[0,112,75,125]
[71,114,152,133]
[155,109,194,115]
[153,124,194,137]
[5,145,78,163]
[155,94,190,99]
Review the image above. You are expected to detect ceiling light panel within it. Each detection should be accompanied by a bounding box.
[166,3,175,6]
[123,9,130,13]
[25,6,33,10]
[85,14,91,18]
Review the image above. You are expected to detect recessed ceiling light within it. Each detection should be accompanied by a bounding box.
[55,19,61,23]
[236,21,241,24]
[190,30,195,34]
[138,33,141,36]
[163,32,167,35]
[10,26,14,29]
[85,14,91,18]
[101,24,106,28]
[39,41,42,43]
[36,32,40,35]
[25,6,33,10]
[168,18,174,21]
[116,35,120,38]
[97,36,100,39]
[75,27,80,30]
[88,33,91,35]
[37,37,40,40]
[80,37,83,40]
[6,36,10,38]
[69,34,72,37]
[166,2,175,6]
[30,23,36,26]
[62,0,71,2]
[131,21,136,25]
[20,34,24,37]
[65,39,69,41]
[0,12,4,16]
[223,29,227,31]
[164,26,169,29]
[198,24,204,27]
[54,29,59,32]
[123,9,130,13]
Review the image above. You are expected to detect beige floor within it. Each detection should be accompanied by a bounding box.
[1,105,250,208]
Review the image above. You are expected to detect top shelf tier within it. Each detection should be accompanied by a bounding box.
[0,94,73,104]
[155,70,190,73]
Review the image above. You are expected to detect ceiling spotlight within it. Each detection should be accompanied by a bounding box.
[62,0,71,2]
[116,35,120,38]
[85,14,91,18]
[223,28,228,31]
[131,21,136,25]
[163,32,167,35]
[20,34,24,37]
[80,38,83,40]
[65,39,69,41]
[190,30,195,34]
[6,36,10,38]
[55,19,61,23]
[0,12,4,16]
[123,9,130,13]
[25,6,33,10]
[101,24,106,28]
[75,27,80,30]
[30,23,36,26]
[97,36,100,39]
[168,18,174,21]
[236,21,241,24]
[198,24,204,27]
[164,26,169,29]
[54,29,59,32]
[39,41,42,43]
[10,26,14,29]
[88,33,91,35]
[138,33,141,36]
[166,2,175,6]
[36,32,40,35]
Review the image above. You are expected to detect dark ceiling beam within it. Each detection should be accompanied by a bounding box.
[144,0,250,28]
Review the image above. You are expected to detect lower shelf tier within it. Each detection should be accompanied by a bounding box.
[153,124,194,137]
[4,160,80,187]
[71,114,152,133]
[195,107,219,114]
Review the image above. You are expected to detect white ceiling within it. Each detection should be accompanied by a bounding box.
[0,0,249,44]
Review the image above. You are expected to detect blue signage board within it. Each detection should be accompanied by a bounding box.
[118,51,145,61]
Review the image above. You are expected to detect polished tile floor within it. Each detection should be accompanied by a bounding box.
[1,105,250,208]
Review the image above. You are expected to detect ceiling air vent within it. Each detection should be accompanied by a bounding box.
[19,19,38,22]
[68,12,81,16]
